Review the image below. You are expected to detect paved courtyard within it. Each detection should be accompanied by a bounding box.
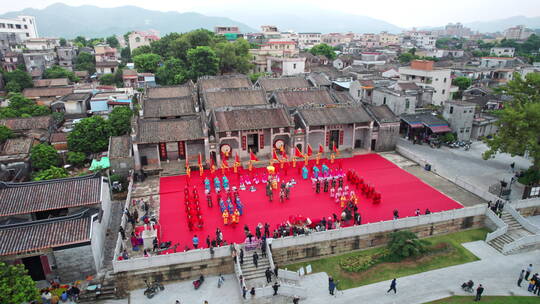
[397,138,532,200]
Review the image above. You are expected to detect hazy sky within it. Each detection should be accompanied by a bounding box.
[1,0,540,28]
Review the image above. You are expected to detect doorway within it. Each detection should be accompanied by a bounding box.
[371,139,376,151]
[329,130,340,150]
[22,256,46,281]
[247,134,259,153]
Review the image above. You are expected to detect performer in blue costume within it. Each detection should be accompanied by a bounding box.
[222,176,230,190]
[302,166,309,180]
[219,198,225,212]
[321,164,329,176]
[236,197,244,215]
[227,198,234,213]
[214,177,221,192]
[312,166,320,179]
[204,177,211,192]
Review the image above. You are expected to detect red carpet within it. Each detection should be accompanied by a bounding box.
[158,154,463,249]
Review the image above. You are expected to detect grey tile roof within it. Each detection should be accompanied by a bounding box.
[0,174,102,217]
[146,83,194,99]
[198,75,252,93]
[0,137,33,155]
[0,116,53,131]
[143,96,196,118]
[136,116,205,143]
[273,88,335,107]
[0,212,92,256]
[298,105,373,126]
[109,136,131,158]
[203,89,268,110]
[23,87,73,98]
[366,105,400,124]
[258,77,311,92]
[214,107,293,132]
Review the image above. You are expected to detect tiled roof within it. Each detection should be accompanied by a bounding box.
[50,132,68,143]
[61,93,92,101]
[0,212,92,256]
[308,73,332,86]
[366,105,400,124]
[0,174,102,217]
[400,113,448,126]
[96,61,119,68]
[198,75,252,93]
[214,107,293,132]
[23,87,73,98]
[396,82,421,91]
[109,136,131,158]
[75,70,89,77]
[273,88,335,107]
[204,89,268,110]
[137,116,205,144]
[257,77,311,92]
[143,96,196,118]
[33,78,69,88]
[146,83,193,99]
[0,137,33,155]
[298,105,373,126]
[0,116,53,131]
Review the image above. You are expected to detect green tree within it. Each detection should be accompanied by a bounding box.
[59,38,67,46]
[43,65,79,82]
[30,143,60,170]
[74,52,96,74]
[309,43,336,60]
[3,69,33,93]
[483,73,540,173]
[452,76,472,91]
[386,231,429,261]
[120,47,131,62]
[0,262,39,304]
[215,39,253,74]
[106,35,120,48]
[74,36,87,47]
[185,29,214,47]
[67,151,86,167]
[131,45,153,57]
[0,125,13,143]
[169,37,192,61]
[99,73,115,85]
[0,93,50,118]
[186,46,219,80]
[399,52,418,63]
[156,58,187,85]
[33,166,69,181]
[68,116,111,153]
[133,53,162,73]
[149,32,182,58]
[249,72,270,83]
[108,106,133,136]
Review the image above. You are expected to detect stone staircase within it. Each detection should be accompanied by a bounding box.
[488,211,533,253]
[160,160,185,177]
[78,278,118,303]
[240,247,272,288]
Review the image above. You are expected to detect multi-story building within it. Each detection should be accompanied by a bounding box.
[94,44,119,74]
[442,23,473,38]
[490,47,515,57]
[398,60,453,106]
[1,51,21,72]
[249,41,300,74]
[442,100,476,140]
[480,57,515,69]
[56,46,76,71]
[321,33,352,47]
[503,25,534,40]
[407,30,436,50]
[378,32,400,46]
[128,30,160,53]
[0,32,22,53]
[261,25,281,39]
[298,33,321,49]
[371,82,434,115]
[214,26,241,35]
[0,16,38,41]
[22,51,56,78]
[24,38,59,51]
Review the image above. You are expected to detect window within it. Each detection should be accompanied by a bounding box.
[383,97,387,105]
[0,23,5,28]
[465,128,470,133]
[464,110,467,113]
[135,37,140,43]
[444,78,447,83]
[293,63,297,69]
[460,128,464,133]
[449,106,454,114]
[442,89,446,95]
[405,99,410,109]
[8,24,14,29]
[26,33,29,37]
[24,25,28,29]
[15,24,21,29]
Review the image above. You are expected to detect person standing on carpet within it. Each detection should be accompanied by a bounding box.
[253,251,259,268]
[206,235,210,248]
[393,209,399,220]
[387,278,397,294]
[316,179,321,193]
[264,223,270,238]
[256,226,262,239]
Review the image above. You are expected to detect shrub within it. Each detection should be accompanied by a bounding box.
[517,167,540,185]
[33,166,68,181]
[30,143,60,171]
[339,254,379,272]
[386,231,429,261]
[67,151,86,167]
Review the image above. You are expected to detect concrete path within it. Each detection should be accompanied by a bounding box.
[298,242,539,304]
[397,139,531,201]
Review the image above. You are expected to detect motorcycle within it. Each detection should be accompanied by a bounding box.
[143,279,165,299]
[193,275,205,290]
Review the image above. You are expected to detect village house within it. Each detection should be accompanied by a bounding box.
[201,88,268,118]
[210,106,294,162]
[94,44,119,75]
[306,72,332,88]
[197,75,252,96]
[480,57,515,69]
[399,60,454,106]
[371,82,434,115]
[108,135,133,176]
[255,76,311,95]
[490,47,515,57]
[23,87,73,106]
[56,46,76,71]
[442,100,476,141]
[49,132,68,151]
[141,83,199,119]
[266,56,306,76]
[298,33,322,49]
[33,78,69,88]
[0,137,33,182]
[50,92,92,115]
[471,113,499,140]
[22,51,56,78]
[1,51,22,72]
[0,174,112,283]
[249,41,300,74]
[128,30,160,53]
[349,80,375,103]
[400,112,452,141]
[89,90,133,116]
[294,105,374,154]
[365,104,400,151]
[122,69,156,89]
[0,116,55,141]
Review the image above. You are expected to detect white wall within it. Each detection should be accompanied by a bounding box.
[91,177,112,272]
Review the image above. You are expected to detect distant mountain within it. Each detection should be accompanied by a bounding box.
[203,7,402,34]
[0,3,256,38]
[464,15,540,33]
